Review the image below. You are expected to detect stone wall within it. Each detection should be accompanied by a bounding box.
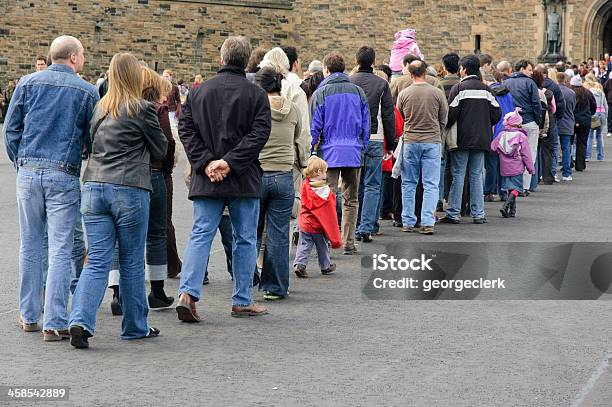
[0,0,603,87]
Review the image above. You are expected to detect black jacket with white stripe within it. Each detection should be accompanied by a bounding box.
[447,75,501,151]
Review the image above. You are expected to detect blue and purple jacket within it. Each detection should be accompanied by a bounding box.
[310,72,370,168]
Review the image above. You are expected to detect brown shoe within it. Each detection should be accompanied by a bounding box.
[402,226,417,233]
[419,226,435,235]
[321,263,336,275]
[18,316,41,332]
[176,296,201,323]
[294,264,308,278]
[231,304,268,318]
[43,329,70,342]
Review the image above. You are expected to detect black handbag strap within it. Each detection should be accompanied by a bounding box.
[91,113,108,141]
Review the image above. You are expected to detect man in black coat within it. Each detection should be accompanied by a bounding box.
[176,36,272,321]
[442,54,501,224]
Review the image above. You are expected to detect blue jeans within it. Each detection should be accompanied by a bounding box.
[357,141,383,235]
[107,172,168,285]
[400,143,441,227]
[257,171,294,296]
[559,134,573,177]
[484,152,500,195]
[446,150,485,220]
[70,182,150,339]
[587,113,605,160]
[179,197,259,307]
[17,167,80,329]
[203,215,233,280]
[41,214,85,295]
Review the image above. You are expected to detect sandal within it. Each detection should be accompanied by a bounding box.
[144,327,160,338]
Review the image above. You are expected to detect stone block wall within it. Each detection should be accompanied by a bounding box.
[0,0,596,87]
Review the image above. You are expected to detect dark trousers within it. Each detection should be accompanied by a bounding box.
[164,175,182,278]
[540,133,555,184]
[203,215,233,280]
[608,103,612,132]
[392,174,423,225]
[381,172,394,216]
[484,152,501,195]
[392,176,402,223]
[574,125,590,171]
[146,171,168,280]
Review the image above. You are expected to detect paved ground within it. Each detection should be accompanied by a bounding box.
[0,134,611,406]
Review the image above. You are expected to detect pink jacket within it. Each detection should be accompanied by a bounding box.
[491,127,535,177]
[389,29,424,72]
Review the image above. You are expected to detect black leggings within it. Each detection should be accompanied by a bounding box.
[574,124,590,172]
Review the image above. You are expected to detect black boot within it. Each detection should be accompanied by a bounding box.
[149,280,174,309]
[110,285,122,316]
[509,194,517,217]
[499,198,512,218]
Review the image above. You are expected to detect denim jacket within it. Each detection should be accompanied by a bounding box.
[2,64,99,176]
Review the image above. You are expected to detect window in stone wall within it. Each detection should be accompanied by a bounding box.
[165,0,292,10]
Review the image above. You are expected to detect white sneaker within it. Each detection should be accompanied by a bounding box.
[554,175,560,183]
[562,176,573,181]
[608,133,612,138]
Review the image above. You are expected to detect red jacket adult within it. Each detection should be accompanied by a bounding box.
[298,180,342,248]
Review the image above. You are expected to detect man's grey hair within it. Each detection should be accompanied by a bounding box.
[220,36,252,69]
[308,60,323,73]
[49,35,82,62]
[496,60,512,73]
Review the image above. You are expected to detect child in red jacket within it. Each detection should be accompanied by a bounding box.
[293,156,342,278]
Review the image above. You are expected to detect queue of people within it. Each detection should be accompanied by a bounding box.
[2,32,608,349]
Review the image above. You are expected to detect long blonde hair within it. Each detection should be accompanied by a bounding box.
[141,67,171,103]
[584,73,604,92]
[99,53,143,119]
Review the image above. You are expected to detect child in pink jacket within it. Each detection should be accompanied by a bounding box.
[490,108,535,218]
[389,29,424,73]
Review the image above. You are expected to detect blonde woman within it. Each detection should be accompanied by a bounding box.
[191,74,202,91]
[69,53,168,349]
[106,68,176,316]
[584,73,607,160]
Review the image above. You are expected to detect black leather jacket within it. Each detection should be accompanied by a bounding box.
[83,100,167,191]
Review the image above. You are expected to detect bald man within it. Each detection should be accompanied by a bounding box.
[496,60,512,80]
[2,35,99,341]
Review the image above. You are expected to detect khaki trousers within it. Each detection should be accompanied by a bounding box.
[327,167,361,249]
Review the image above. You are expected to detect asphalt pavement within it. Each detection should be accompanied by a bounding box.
[0,135,611,406]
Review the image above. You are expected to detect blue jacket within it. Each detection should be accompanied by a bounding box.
[557,85,576,135]
[543,77,565,120]
[503,73,542,126]
[3,64,99,176]
[490,83,516,139]
[310,72,370,168]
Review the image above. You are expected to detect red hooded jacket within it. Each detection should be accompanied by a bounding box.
[298,180,343,249]
[382,106,404,172]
